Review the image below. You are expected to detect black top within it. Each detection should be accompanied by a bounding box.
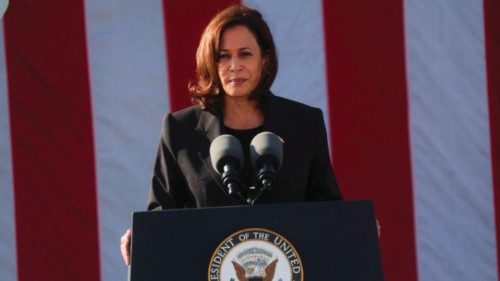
[222,125,264,196]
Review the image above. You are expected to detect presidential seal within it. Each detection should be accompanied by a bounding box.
[208,228,303,281]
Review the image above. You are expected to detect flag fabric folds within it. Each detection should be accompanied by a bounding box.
[0,1,498,280]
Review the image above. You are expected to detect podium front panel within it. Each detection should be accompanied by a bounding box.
[130,200,383,280]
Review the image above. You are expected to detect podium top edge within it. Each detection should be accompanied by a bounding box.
[132,199,374,216]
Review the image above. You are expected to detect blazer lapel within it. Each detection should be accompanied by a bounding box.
[191,96,296,193]
[193,109,225,190]
[195,109,223,142]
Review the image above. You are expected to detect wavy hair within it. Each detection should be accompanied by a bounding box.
[188,4,278,111]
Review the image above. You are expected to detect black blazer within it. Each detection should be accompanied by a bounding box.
[147,95,342,210]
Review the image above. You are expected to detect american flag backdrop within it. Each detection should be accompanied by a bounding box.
[0,0,499,280]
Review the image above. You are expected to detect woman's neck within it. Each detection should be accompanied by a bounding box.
[223,97,264,129]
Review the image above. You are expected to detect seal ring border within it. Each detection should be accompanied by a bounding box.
[207,227,304,281]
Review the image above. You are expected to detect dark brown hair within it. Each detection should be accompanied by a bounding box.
[188,4,278,111]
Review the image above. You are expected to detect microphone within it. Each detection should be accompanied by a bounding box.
[210,134,244,201]
[249,132,283,204]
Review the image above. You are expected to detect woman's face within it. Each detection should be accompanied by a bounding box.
[217,25,266,99]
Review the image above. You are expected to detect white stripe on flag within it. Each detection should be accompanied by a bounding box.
[405,0,498,280]
[0,21,18,281]
[244,0,331,138]
[84,1,170,280]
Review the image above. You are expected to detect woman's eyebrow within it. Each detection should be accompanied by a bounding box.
[219,47,253,52]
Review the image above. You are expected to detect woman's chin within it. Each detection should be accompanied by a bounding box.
[224,91,252,99]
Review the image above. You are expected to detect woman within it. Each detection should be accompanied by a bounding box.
[120,4,342,265]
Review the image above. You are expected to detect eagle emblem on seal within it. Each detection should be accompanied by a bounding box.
[231,246,278,281]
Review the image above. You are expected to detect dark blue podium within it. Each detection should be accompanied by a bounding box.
[129,200,383,281]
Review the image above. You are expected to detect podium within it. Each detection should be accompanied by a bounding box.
[129,201,383,280]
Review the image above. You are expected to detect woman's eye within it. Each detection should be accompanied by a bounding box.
[240,52,252,57]
[217,53,229,60]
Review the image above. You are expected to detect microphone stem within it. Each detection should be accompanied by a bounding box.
[249,178,273,205]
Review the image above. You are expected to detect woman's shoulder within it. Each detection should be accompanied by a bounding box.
[270,95,323,117]
[163,105,221,132]
[159,106,207,146]
[169,105,202,121]
[158,105,201,133]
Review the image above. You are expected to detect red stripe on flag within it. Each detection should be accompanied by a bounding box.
[4,2,100,280]
[484,0,500,277]
[322,1,417,280]
[162,0,239,112]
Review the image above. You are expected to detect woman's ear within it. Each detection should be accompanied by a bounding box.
[262,53,270,74]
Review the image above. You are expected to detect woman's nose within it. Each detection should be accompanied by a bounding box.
[229,57,242,71]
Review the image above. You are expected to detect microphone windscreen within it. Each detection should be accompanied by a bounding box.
[250,131,283,170]
[210,134,244,174]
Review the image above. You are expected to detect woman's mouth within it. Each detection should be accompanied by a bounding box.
[228,78,247,85]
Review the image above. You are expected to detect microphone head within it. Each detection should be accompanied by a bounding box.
[250,131,283,171]
[210,134,244,174]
